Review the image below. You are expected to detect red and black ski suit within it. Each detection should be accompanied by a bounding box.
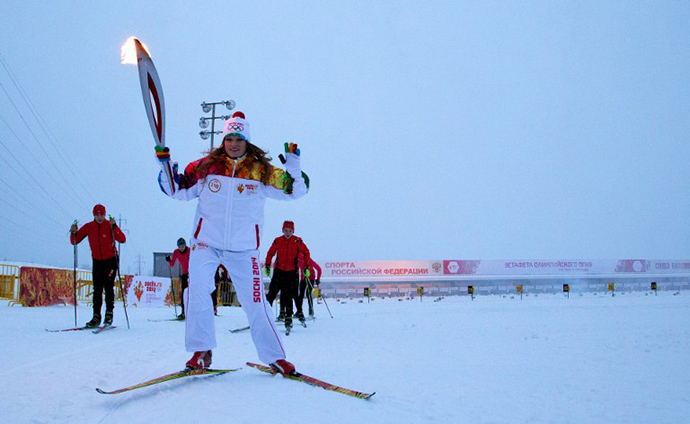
[297,255,322,316]
[70,220,126,317]
[169,247,190,313]
[264,235,310,322]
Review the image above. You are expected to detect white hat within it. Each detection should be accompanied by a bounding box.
[222,111,250,142]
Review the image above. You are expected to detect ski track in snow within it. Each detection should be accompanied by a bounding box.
[1,292,689,423]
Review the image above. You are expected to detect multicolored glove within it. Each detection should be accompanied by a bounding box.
[156,145,183,185]
[155,145,170,162]
[280,142,302,194]
[264,265,271,277]
[285,142,300,156]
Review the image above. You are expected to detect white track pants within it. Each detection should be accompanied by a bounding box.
[185,243,286,364]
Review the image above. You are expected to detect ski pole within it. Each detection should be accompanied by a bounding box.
[305,278,314,316]
[114,265,130,329]
[306,276,332,318]
[71,220,78,327]
[109,217,130,329]
[166,259,178,317]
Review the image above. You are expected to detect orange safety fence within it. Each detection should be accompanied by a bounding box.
[0,264,20,303]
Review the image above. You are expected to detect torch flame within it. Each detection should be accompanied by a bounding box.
[120,36,151,65]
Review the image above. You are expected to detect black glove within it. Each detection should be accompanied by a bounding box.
[314,279,320,286]
[165,255,171,263]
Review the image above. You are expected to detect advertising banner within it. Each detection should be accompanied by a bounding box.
[442,259,650,276]
[126,275,171,307]
[322,261,444,280]
[647,260,690,274]
[19,267,75,307]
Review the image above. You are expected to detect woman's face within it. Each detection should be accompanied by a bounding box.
[223,135,247,159]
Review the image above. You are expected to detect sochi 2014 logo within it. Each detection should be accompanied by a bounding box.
[226,122,244,132]
[209,179,221,192]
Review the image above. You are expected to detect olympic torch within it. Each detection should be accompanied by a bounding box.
[121,37,176,194]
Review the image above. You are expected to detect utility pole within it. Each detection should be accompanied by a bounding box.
[133,254,146,276]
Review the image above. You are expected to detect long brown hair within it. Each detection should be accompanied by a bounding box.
[196,141,273,185]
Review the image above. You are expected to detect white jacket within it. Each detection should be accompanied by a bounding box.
[159,153,307,251]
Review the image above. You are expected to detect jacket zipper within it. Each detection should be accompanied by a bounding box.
[97,222,104,260]
[225,160,238,249]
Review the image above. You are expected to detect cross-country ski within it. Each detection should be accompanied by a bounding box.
[96,368,238,395]
[45,327,90,333]
[246,362,374,400]
[92,325,116,334]
[3,3,689,424]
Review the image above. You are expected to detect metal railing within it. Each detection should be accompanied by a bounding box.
[0,264,20,301]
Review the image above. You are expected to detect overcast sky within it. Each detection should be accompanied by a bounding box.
[1,1,688,273]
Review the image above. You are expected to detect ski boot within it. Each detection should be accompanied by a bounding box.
[285,316,293,335]
[85,313,101,328]
[176,313,185,320]
[185,350,212,370]
[270,359,296,375]
[276,312,285,322]
[103,310,113,326]
[295,311,307,327]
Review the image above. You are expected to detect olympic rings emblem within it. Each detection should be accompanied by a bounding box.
[227,122,244,132]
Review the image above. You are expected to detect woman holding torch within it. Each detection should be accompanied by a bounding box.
[155,111,308,375]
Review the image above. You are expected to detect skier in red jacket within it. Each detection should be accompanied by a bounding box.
[166,237,189,319]
[264,221,311,329]
[69,204,126,327]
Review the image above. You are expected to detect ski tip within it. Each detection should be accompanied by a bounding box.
[95,388,110,395]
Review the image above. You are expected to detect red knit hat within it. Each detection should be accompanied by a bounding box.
[283,220,294,231]
[93,204,106,216]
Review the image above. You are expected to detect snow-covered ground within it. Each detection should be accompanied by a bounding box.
[1,291,688,423]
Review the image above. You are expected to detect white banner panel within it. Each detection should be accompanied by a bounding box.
[323,261,444,279]
[317,259,690,280]
[126,275,171,307]
[648,260,690,274]
[442,259,648,276]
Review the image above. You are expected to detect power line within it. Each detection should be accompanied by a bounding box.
[133,253,146,275]
[0,213,65,243]
[0,177,65,227]
[0,194,65,229]
[0,54,97,203]
[0,82,90,210]
[0,142,74,218]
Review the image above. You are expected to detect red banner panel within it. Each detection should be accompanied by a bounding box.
[19,267,76,307]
